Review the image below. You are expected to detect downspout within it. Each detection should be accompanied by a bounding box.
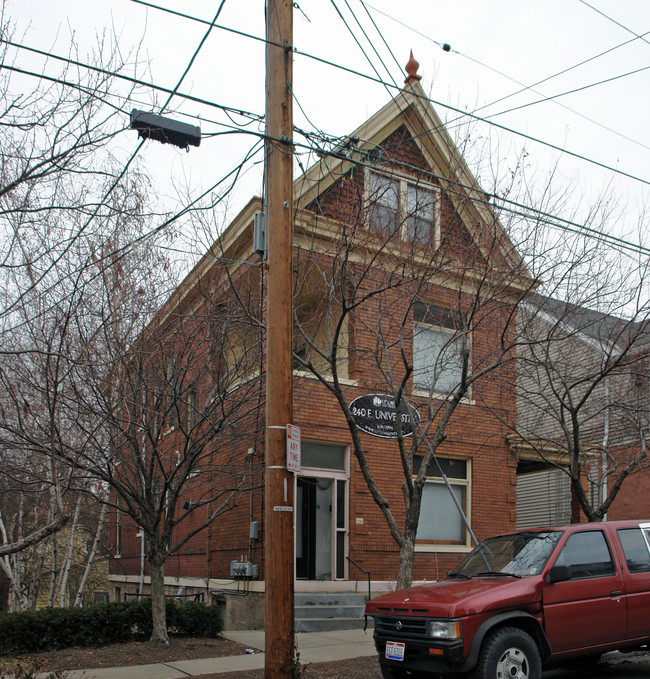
[138,531,145,599]
[602,373,610,520]
[206,501,210,602]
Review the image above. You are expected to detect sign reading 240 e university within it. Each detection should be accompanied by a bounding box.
[349,394,421,439]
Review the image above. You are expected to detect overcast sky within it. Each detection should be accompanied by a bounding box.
[7,0,650,262]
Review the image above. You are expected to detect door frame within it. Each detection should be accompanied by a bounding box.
[294,464,349,581]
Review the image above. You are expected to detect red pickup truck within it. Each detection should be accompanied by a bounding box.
[365,520,650,679]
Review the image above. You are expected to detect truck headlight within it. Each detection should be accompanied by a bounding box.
[428,620,461,639]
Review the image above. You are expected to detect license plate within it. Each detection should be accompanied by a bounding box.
[385,641,405,661]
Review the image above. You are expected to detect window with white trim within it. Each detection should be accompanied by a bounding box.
[414,456,470,545]
[115,499,122,556]
[367,171,439,245]
[413,303,466,394]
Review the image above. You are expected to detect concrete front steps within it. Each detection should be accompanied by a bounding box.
[294,591,367,632]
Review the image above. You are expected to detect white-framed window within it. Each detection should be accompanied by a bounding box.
[413,303,467,395]
[367,170,439,245]
[115,499,122,557]
[414,456,470,546]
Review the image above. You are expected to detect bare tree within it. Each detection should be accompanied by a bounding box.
[510,286,650,522]
[63,260,265,642]
[460,114,650,524]
[291,141,533,588]
[0,2,160,561]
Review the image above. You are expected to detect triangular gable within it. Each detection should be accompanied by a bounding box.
[168,78,533,321]
[295,81,529,284]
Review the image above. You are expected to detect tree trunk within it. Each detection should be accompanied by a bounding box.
[74,500,108,606]
[47,530,58,608]
[396,538,415,590]
[0,555,22,612]
[59,496,82,607]
[28,543,47,609]
[149,546,169,644]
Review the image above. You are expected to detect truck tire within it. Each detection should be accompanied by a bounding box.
[473,627,541,679]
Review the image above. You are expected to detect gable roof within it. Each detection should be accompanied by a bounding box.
[165,71,534,320]
[294,79,528,282]
[523,292,650,356]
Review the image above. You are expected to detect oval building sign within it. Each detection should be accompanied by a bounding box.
[349,394,420,439]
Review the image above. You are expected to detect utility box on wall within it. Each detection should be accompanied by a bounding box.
[230,560,259,578]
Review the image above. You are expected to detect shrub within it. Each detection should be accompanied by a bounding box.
[0,599,223,655]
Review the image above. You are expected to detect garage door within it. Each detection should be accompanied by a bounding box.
[516,469,571,529]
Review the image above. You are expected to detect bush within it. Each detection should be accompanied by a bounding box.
[0,599,223,655]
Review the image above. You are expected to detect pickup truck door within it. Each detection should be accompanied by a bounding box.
[615,525,650,640]
[543,529,627,653]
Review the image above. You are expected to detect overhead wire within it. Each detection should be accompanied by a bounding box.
[158,0,227,110]
[578,0,650,47]
[3,56,643,266]
[345,5,650,259]
[302,1,650,259]
[1,39,265,125]
[0,1,242,324]
[477,62,650,123]
[362,2,650,154]
[1,138,266,335]
[4,3,649,283]
[303,0,650,259]
[14,1,648,195]
[0,62,267,148]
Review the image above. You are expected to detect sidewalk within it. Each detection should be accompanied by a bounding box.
[65,629,377,679]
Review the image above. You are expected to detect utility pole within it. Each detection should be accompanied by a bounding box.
[264,0,294,677]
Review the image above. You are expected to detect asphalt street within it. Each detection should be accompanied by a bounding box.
[542,652,650,678]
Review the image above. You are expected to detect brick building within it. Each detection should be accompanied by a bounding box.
[109,65,535,629]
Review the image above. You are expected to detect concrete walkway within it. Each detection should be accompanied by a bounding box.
[65,629,377,679]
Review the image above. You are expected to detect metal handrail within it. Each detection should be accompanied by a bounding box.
[347,556,371,601]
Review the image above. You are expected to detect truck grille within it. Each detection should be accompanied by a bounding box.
[374,615,429,638]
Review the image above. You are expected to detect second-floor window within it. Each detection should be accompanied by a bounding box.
[367,171,439,245]
[413,303,466,395]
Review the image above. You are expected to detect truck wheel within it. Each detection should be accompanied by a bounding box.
[474,627,541,679]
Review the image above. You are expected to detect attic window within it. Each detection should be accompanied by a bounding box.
[366,170,440,246]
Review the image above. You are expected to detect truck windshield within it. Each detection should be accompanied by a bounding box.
[448,531,563,578]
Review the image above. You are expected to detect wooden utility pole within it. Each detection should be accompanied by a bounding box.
[264,0,294,677]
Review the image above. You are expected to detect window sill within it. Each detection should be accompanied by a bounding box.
[412,388,474,405]
[293,369,358,387]
[415,543,473,554]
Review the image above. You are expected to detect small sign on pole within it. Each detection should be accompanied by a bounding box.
[286,423,301,472]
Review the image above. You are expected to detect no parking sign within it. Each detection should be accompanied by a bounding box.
[286,423,301,472]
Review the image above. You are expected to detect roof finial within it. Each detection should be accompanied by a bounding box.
[404,50,421,85]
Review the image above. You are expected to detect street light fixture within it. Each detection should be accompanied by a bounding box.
[130,109,201,150]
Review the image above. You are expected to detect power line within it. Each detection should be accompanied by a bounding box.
[307,137,650,259]
[484,63,650,124]
[6,5,649,260]
[362,3,650,156]
[15,4,646,194]
[0,4,236,324]
[321,2,650,253]
[0,139,266,334]
[578,0,650,47]
[5,51,648,258]
[0,39,265,125]
[159,0,228,111]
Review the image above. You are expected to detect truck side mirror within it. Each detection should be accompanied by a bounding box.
[546,564,572,584]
